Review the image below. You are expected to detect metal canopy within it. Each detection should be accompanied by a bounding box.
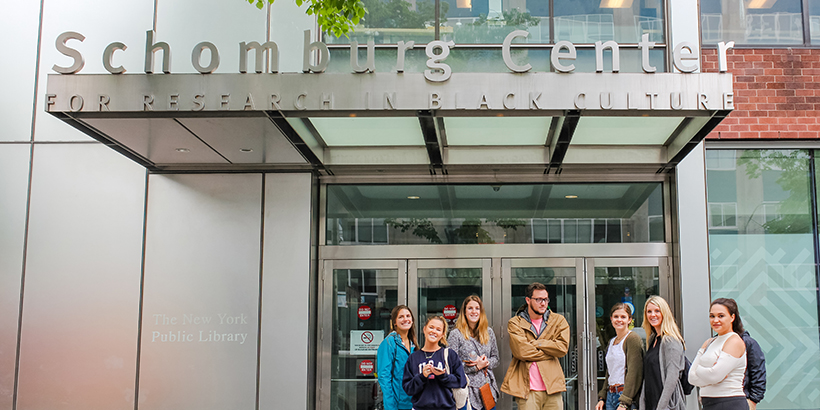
[46,72,733,174]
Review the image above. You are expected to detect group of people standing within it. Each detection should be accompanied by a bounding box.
[598,296,766,410]
[375,283,765,410]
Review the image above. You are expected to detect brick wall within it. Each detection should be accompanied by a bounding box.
[702,48,820,140]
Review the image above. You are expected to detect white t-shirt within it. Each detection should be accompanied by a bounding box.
[606,331,630,386]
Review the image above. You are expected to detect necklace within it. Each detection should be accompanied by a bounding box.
[422,348,438,359]
[613,332,628,344]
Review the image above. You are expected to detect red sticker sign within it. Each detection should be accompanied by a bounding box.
[443,305,457,320]
[358,305,372,320]
[360,359,374,375]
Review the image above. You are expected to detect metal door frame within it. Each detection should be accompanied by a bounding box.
[318,259,408,410]
[582,257,671,409]
[499,258,583,410]
[317,255,670,410]
[408,258,493,318]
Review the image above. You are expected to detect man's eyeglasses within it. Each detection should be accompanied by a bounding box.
[530,297,549,304]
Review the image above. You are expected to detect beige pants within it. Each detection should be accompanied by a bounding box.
[515,391,563,410]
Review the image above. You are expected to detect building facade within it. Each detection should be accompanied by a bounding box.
[0,1,818,410]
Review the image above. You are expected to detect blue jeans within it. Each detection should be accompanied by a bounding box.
[605,391,623,410]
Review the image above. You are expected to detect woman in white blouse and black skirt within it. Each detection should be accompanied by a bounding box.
[688,298,748,410]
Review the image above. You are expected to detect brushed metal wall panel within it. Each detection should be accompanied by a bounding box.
[34,0,154,141]
[139,174,262,410]
[0,145,32,410]
[156,0,266,74]
[259,173,313,410]
[0,2,41,141]
[16,143,146,410]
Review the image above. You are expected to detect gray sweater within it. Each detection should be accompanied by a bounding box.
[446,327,500,410]
[640,334,686,410]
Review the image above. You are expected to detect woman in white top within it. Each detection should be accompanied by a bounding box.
[689,298,748,410]
[596,303,644,410]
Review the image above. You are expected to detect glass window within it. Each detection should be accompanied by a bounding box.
[811,0,820,43]
[701,0,805,45]
[325,0,442,44]
[554,0,665,43]
[705,149,820,410]
[326,183,664,245]
[440,0,550,44]
[326,0,668,46]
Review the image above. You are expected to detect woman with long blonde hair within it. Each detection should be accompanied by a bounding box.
[447,295,500,410]
[640,296,687,410]
[403,315,467,410]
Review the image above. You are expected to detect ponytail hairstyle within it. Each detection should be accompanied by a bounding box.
[422,315,449,347]
[711,298,745,335]
[610,302,633,319]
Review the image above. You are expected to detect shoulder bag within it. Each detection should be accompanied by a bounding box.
[444,347,470,409]
[469,338,496,410]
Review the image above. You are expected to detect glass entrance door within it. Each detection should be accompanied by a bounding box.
[408,259,491,337]
[587,258,667,408]
[319,257,669,410]
[319,260,407,410]
[500,258,584,410]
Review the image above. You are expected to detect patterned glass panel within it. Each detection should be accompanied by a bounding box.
[706,149,820,410]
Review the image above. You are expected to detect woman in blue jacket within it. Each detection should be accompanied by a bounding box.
[377,305,416,410]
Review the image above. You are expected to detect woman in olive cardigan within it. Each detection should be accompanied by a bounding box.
[597,303,645,410]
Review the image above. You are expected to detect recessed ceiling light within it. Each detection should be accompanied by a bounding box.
[565,195,578,199]
[407,196,420,200]
[239,148,253,153]
[175,148,190,153]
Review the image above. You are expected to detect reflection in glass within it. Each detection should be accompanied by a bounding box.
[511,267,577,410]
[441,0,550,43]
[593,266,658,394]
[705,149,820,410]
[701,0,804,45]
[325,0,443,44]
[554,0,665,43]
[327,183,664,245]
[811,0,820,42]
[417,268,481,334]
[331,269,399,410]
[323,0,670,45]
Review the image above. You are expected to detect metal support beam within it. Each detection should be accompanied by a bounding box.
[549,110,581,172]
[58,113,158,171]
[661,110,730,172]
[266,111,328,172]
[418,110,444,172]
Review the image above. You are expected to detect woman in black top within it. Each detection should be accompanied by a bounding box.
[640,296,686,410]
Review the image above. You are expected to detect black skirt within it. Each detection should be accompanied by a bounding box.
[702,396,749,410]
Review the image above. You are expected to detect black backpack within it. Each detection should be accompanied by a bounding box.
[680,355,694,395]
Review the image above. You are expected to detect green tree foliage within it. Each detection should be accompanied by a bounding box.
[736,150,813,234]
[248,0,366,38]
